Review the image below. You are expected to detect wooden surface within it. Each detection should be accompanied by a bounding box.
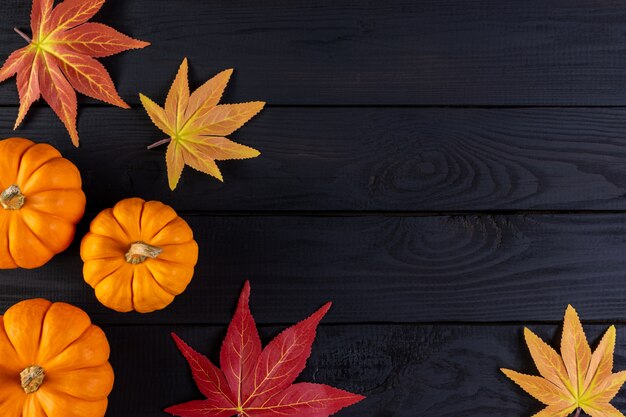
[1,1,626,416]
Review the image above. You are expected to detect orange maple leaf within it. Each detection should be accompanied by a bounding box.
[501,305,626,417]
[140,58,264,190]
[0,0,150,146]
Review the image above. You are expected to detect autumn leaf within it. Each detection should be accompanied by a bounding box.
[501,305,626,417]
[0,0,149,146]
[166,281,365,417]
[140,58,264,190]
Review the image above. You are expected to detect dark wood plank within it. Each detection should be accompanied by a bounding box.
[101,323,626,416]
[3,0,626,105]
[5,107,626,212]
[4,214,626,324]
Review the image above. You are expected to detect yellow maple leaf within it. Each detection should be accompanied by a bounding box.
[140,58,264,190]
[501,305,626,417]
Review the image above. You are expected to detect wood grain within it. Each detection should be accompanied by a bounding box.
[3,0,626,105]
[4,214,626,324]
[103,322,626,417]
[4,107,626,211]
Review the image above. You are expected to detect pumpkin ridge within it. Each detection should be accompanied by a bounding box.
[19,186,83,195]
[0,325,22,372]
[144,267,179,296]
[145,256,191,268]
[0,139,34,190]
[44,325,110,371]
[39,320,93,369]
[20,206,75,225]
[111,198,146,241]
[38,377,110,402]
[82,234,129,259]
[37,385,109,417]
[137,199,147,237]
[10,214,53,261]
[0,218,17,268]
[21,159,82,196]
[144,258,195,296]
[10,140,35,186]
[20,395,46,417]
[141,212,179,242]
[150,219,195,246]
[93,269,134,313]
[36,301,55,350]
[84,261,126,288]
[109,209,133,243]
[33,395,49,417]
[129,269,136,311]
[8,217,55,268]
[16,155,62,188]
[19,209,76,252]
[0,315,20,361]
[8,300,53,367]
[19,189,86,224]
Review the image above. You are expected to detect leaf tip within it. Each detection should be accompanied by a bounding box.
[163,405,178,416]
[314,302,332,319]
[606,324,617,336]
[238,280,252,306]
[564,304,582,326]
[138,93,150,108]
[522,327,535,339]
[354,393,367,402]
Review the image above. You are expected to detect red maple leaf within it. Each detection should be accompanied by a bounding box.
[166,281,365,417]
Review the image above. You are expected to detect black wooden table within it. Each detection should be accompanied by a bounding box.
[3,1,626,416]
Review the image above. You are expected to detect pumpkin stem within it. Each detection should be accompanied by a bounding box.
[125,241,163,264]
[20,365,45,393]
[1,185,25,210]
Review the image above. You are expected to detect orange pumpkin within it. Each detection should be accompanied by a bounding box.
[0,299,114,417]
[0,137,86,269]
[80,198,199,313]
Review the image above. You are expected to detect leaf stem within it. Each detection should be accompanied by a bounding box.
[14,28,32,43]
[147,138,171,150]
[574,408,581,417]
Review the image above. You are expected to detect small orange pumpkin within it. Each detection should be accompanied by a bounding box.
[80,198,199,313]
[0,138,86,269]
[0,299,114,417]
